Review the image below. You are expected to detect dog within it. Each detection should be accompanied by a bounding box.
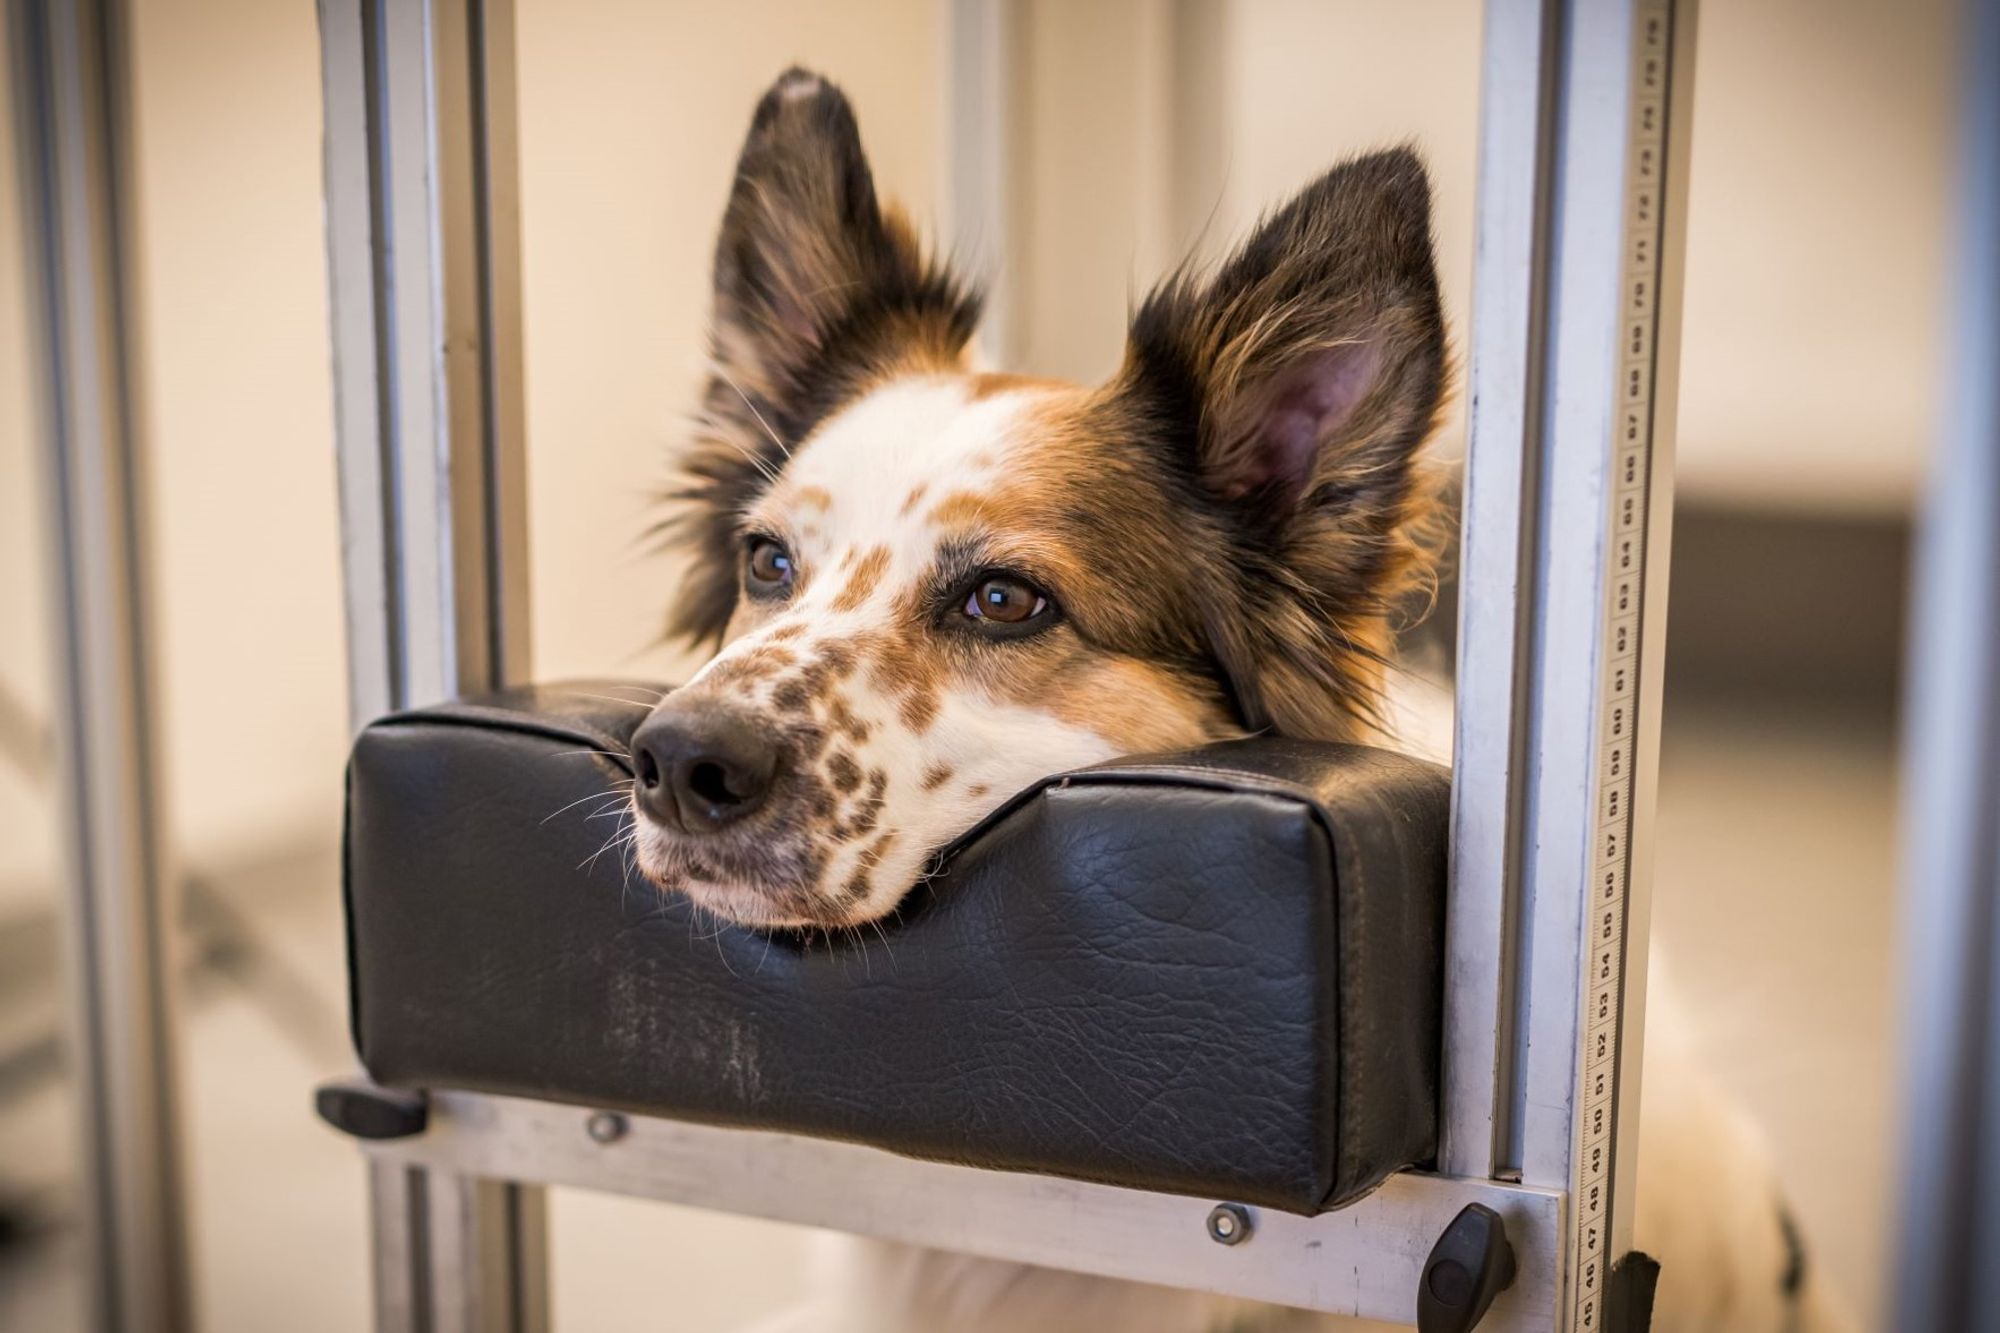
[627,68,1852,1333]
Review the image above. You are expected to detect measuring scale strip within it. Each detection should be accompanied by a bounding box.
[1572,0,1675,1327]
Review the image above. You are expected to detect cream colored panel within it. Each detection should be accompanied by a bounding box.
[515,0,947,683]
[1677,0,1951,512]
[125,0,349,861]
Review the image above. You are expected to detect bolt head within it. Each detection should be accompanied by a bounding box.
[1206,1203,1252,1246]
[586,1111,629,1144]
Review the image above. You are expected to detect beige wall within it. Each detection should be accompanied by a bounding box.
[514,0,947,685]
[126,0,350,862]
[0,0,341,888]
[1008,0,1182,381]
[1185,0,1482,457]
[1678,0,1952,512]
[1005,0,1482,411]
[1006,0,1949,511]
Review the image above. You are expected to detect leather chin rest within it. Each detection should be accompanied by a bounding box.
[343,682,1450,1215]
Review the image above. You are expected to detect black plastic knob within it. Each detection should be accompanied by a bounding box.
[315,1078,428,1140]
[1417,1203,1517,1333]
[1607,1250,1662,1332]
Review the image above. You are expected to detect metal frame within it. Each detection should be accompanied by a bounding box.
[319,2,1697,1329]
[374,1091,1565,1328]
[9,0,192,1328]
[22,0,1990,1324]
[1447,0,1694,1323]
[318,0,542,1327]
[1892,0,2000,1326]
[321,0,530,725]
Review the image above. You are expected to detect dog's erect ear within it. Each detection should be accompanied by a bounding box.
[665,69,980,648]
[709,68,976,402]
[1125,146,1445,524]
[1118,148,1447,737]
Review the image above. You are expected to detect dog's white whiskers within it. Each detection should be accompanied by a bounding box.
[568,690,666,711]
[548,746,633,762]
[867,916,897,972]
[579,819,638,874]
[690,906,742,979]
[714,365,792,462]
[715,428,782,484]
[617,829,642,913]
[541,784,635,825]
[590,828,638,875]
[850,922,878,981]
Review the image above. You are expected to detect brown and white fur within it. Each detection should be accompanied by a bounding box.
[628,69,1852,1333]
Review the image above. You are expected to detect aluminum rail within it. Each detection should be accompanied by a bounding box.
[1447,1,1696,1326]
[321,2,1709,1326]
[9,1,191,1327]
[371,1090,1566,1330]
[1892,0,2000,1326]
[317,0,540,1327]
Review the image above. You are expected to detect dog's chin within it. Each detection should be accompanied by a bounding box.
[667,875,830,931]
[631,818,903,932]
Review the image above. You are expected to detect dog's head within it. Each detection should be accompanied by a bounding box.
[629,69,1446,929]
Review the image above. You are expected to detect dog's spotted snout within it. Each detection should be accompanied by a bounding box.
[631,703,778,833]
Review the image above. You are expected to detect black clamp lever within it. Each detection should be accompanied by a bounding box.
[314,1078,428,1141]
[1417,1203,1517,1333]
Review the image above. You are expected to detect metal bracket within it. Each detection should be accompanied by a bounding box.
[368,1088,1566,1328]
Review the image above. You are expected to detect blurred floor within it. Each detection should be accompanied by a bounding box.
[1649,699,1899,1326]
[0,697,1896,1331]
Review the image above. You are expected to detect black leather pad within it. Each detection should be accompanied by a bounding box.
[344,684,1451,1215]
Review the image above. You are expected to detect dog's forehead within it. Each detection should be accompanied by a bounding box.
[769,377,1042,541]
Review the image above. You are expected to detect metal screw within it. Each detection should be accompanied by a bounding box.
[585,1111,628,1144]
[1206,1203,1252,1246]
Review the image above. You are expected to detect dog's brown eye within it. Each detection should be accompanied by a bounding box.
[964,576,1046,625]
[746,537,794,593]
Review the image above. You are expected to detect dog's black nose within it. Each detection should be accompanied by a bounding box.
[630,705,778,832]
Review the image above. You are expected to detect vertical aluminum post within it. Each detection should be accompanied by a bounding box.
[946,0,1019,367]
[8,1,192,1328]
[1442,0,1564,1184]
[318,0,542,1328]
[1449,0,1695,1326]
[1892,0,2000,1327]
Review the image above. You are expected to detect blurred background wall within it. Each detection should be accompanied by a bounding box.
[0,0,1951,1328]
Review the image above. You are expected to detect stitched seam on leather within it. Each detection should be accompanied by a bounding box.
[339,752,367,1064]
[1332,809,1363,1207]
[1316,804,1348,1213]
[933,767,1328,866]
[369,710,637,776]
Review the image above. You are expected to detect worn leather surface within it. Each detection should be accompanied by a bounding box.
[344,683,1450,1214]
